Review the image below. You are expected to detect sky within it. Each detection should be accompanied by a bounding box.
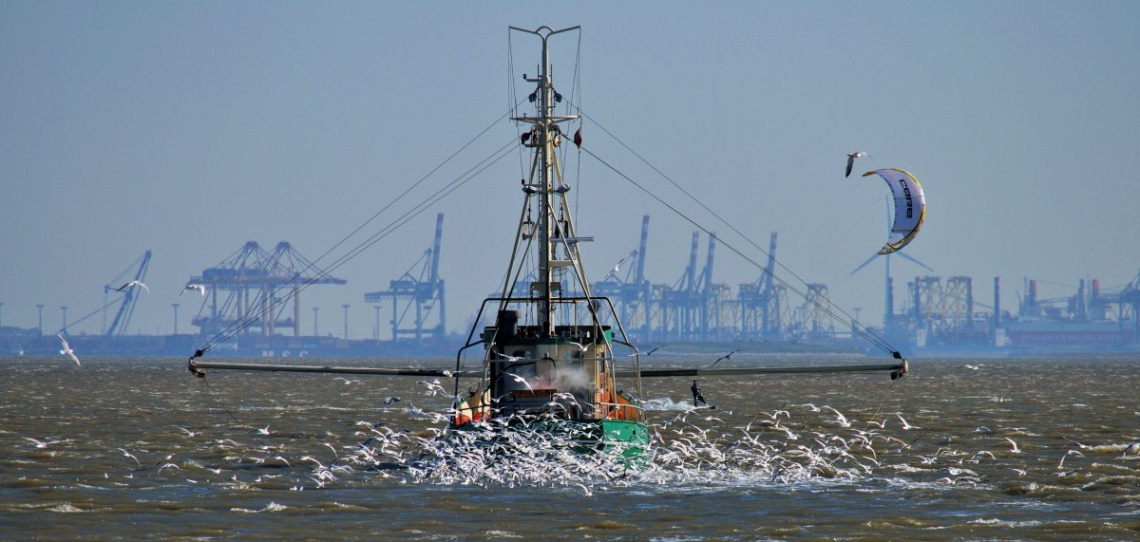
[2,2,1138,343]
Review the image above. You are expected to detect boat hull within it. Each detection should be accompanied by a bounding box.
[450,417,649,463]
[598,419,650,462]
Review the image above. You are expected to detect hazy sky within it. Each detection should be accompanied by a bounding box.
[2,2,1138,342]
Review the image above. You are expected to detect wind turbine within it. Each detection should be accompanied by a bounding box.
[850,200,932,324]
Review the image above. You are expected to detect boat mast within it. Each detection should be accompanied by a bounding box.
[512,25,579,337]
[536,29,555,337]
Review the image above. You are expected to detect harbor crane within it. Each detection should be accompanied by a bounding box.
[364,213,446,343]
[188,241,345,337]
[103,250,151,336]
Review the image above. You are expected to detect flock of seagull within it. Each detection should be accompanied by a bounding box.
[16,389,1140,498]
[329,401,1140,491]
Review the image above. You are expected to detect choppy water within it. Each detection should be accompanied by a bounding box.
[3,354,1139,540]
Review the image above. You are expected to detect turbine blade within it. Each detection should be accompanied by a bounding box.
[849,253,880,276]
[896,251,934,272]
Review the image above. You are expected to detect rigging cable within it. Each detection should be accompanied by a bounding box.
[570,29,584,222]
[201,137,516,355]
[195,376,243,426]
[56,295,131,336]
[573,110,901,357]
[576,142,900,359]
[191,116,505,355]
[190,132,520,361]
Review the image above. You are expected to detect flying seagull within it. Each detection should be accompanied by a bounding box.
[116,280,149,292]
[895,412,916,430]
[57,333,80,366]
[711,348,743,367]
[182,284,207,297]
[503,372,533,392]
[845,151,870,178]
[116,447,142,465]
[608,255,630,277]
[627,346,661,358]
[25,437,61,449]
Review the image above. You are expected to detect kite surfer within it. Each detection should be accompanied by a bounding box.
[691,380,708,407]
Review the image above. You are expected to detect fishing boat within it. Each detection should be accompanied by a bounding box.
[186,25,908,461]
[447,26,648,457]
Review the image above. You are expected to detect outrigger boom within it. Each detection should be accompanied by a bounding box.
[189,359,906,379]
[188,360,476,378]
[627,361,908,379]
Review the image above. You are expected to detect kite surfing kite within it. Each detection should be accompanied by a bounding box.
[863,168,925,254]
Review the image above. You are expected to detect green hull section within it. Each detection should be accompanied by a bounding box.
[599,419,649,461]
[451,417,649,463]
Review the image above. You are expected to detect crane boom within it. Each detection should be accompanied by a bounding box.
[105,250,151,336]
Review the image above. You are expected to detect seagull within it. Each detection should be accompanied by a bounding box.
[895,412,916,430]
[1063,436,1090,449]
[117,448,142,465]
[824,406,851,428]
[182,284,207,297]
[629,345,661,357]
[503,372,533,392]
[256,425,271,435]
[116,280,149,292]
[57,334,80,366]
[25,437,61,449]
[607,255,630,277]
[420,379,446,396]
[864,417,887,430]
[711,349,743,367]
[845,151,870,178]
[1058,449,1084,469]
[1005,437,1021,453]
[972,450,996,461]
[383,396,400,406]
